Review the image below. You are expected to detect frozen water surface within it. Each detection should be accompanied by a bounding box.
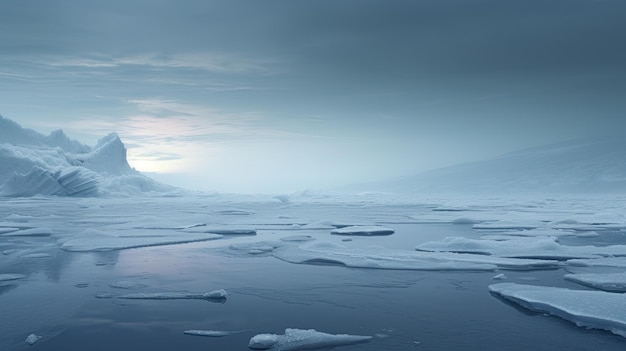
[2,194,626,350]
[490,283,626,337]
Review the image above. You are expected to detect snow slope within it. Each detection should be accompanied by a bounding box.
[0,116,174,196]
[352,137,626,194]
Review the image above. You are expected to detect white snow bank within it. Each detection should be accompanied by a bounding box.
[330,226,394,236]
[0,273,26,281]
[0,117,175,197]
[564,272,626,292]
[118,289,227,300]
[273,242,558,271]
[416,236,626,260]
[60,229,222,252]
[248,328,372,350]
[489,283,626,338]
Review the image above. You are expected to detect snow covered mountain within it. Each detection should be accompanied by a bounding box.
[0,116,175,197]
[354,137,626,195]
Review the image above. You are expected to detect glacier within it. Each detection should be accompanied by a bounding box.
[0,116,175,197]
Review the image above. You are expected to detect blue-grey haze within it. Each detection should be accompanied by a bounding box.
[1,0,624,192]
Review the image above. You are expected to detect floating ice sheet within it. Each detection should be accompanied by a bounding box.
[248,328,372,350]
[417,236,626,260]
[330,226,394,236]
[564,272,626,292]
[118,289,227,301]
[60,229,222,252]
[272,242,558,271]
[489,283,626,338]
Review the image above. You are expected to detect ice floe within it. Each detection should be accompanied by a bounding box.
[330,226,394,236]
[248,328,372,350]
[60,229,222,252]
[416,236,626,260]
[118,289,227,300]
[272,242,558,271]
[564,272,626,292]
[490,283,626,338]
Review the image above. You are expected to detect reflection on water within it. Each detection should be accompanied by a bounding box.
[1,196,626,350]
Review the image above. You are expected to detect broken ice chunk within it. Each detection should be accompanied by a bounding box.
[25,334,41,345]
[248,328,372,350]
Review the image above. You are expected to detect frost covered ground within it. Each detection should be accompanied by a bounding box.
[1,193,626,350]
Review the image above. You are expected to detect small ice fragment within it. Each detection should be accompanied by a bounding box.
[249,333,279,349]
[25,334,41,345]
[203,289,228,299]
[183,330,238,337]
[492,273,507,280]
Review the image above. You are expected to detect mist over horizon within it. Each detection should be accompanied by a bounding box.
[1,0,625,193]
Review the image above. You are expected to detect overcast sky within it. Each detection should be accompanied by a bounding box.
[1,0,625,193]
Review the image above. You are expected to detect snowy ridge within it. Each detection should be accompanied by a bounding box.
[0,115,175,196]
